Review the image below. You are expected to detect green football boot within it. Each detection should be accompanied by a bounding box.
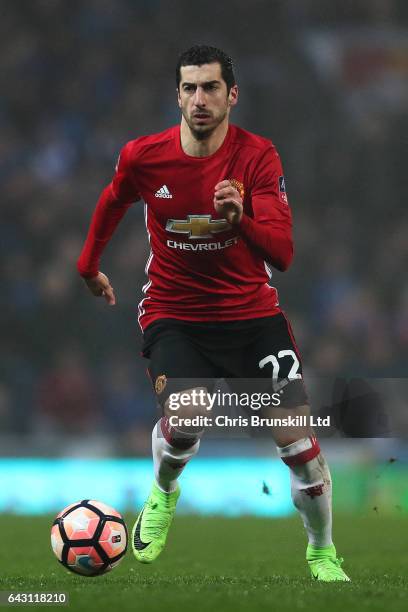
[132,482,180,563]
[306,543,351,582]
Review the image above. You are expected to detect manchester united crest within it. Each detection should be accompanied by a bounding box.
[155,374,167,394]
[229,178,245,199]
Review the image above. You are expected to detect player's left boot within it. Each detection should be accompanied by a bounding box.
[132,482,180,563]
[306,543,351,582]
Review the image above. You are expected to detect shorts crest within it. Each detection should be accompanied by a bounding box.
[155,374,167,395]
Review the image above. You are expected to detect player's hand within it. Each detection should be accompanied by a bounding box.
[214,180,243,225]
[83,271,116,306]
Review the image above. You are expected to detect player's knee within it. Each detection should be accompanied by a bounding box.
[269,403,312,447]
[276,435,331,500]
[165,386,212,416]
[276,434,321,470]
[164,386,212,434]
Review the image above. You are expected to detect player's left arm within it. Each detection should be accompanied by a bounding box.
[213,145,293,271]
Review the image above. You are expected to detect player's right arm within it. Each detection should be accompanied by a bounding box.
[77,142,140,304]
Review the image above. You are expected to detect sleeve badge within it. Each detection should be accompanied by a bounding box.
[278,176,288,204]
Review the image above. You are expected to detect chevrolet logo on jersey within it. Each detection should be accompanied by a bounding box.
[166,215,230,239]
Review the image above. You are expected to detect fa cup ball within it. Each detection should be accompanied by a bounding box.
[51,500,128,576]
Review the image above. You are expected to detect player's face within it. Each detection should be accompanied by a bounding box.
[177,63,238,138]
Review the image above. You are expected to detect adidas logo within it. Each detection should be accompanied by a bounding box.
[155,185,173,199]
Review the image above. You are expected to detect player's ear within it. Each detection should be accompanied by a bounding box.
[228,84,238,107]
[177,87,182,109]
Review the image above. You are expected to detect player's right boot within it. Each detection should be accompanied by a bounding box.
[132,482,180,563]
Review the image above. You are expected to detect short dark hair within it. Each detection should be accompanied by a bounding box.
[176,45,236,93]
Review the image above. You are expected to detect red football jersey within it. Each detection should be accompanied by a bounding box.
[78,124,293,331]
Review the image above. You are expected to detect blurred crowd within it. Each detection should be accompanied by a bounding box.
[1,0,407,449]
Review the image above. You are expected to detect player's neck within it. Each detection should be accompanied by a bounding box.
[180,117,229,157]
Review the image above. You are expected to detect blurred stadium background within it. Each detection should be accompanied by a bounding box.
[1,0,407,516]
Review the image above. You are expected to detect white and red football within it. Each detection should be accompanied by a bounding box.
[51,500,128,576]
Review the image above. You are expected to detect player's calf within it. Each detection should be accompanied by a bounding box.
[153,415,202,493]
[133,388,209,565]
[154,385,211,492]
[277,434,332,547]
[276,433,350,581]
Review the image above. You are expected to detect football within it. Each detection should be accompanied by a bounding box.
[51,500,128,576]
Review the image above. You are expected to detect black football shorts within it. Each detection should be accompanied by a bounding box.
[142,312,308,410]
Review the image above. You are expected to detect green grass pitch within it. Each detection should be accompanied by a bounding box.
[0,514,407,611]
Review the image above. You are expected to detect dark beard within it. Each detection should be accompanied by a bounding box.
[183,108,227,141]
[191,127,213,141]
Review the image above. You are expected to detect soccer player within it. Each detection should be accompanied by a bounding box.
[77,45,350,581]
